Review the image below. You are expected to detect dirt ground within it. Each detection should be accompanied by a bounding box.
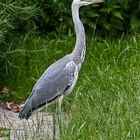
[0,107,53,140]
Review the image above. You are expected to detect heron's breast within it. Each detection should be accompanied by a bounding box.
[65,66,79,95]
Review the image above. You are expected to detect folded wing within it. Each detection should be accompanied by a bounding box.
[19,57,77,119]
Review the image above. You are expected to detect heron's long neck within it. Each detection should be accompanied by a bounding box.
[71,4,86,65]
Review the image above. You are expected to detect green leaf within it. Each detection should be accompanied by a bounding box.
[45,16,49,24]
[112,5,121,9]
[88,21,97,29]
[87,11,99,18]
[103,22,111,30]
[112,11,124,20]
[131,16,140,30]
[100,7,113,13]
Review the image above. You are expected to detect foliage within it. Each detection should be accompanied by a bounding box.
[0,0,140,44]
[0,1,40,43]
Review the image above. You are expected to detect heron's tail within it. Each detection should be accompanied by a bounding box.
[18,101,32,120]
[18,99,47,120]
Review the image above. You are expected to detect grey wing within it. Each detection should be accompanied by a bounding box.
[19,60,78,119]
[32,60,77,105]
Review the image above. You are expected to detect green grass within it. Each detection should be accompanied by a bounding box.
[0,34,140,139]
[0,127,10,138]
[61,35,140,140]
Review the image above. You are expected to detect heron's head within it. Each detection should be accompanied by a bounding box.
[73,0,104,7]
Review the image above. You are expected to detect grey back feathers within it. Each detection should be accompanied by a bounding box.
[19,0,90,120]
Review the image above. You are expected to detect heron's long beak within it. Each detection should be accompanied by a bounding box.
[91,0,104,3]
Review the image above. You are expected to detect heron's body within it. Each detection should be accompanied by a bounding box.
[19,0,103,120]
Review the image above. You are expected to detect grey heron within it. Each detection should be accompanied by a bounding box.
[19,0,104,120]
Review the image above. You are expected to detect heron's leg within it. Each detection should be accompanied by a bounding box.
[57,95,64,114]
